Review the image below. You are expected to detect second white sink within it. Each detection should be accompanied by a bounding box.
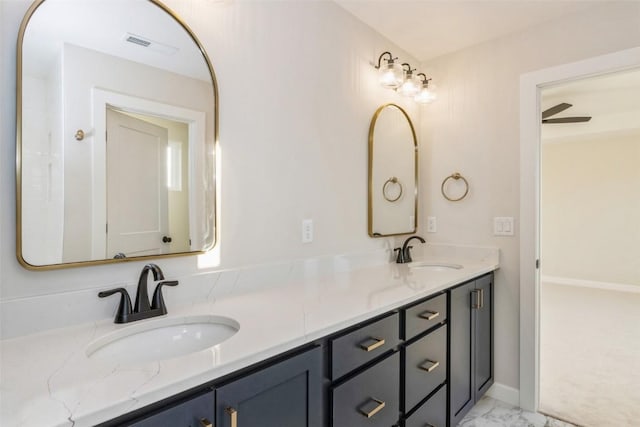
[86,315,239,365]
[408,262,464,272]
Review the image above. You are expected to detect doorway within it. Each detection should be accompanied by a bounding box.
[538,69,640,426]
[519,46,640,415]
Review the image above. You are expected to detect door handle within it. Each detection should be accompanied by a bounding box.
[471,289,480,309]
[478,288,484,309]
[226,407,237,427]
[199,419,213,427]
[162,235,172,243]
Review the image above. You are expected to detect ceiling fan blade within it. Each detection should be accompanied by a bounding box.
[542,116,592,124]
[541,103,573,119]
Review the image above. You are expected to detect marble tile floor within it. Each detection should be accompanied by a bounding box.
[458,397,578,427]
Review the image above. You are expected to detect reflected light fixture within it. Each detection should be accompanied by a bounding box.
[375,51,404,89]
[414,73,437,104]
[374,51,436,104]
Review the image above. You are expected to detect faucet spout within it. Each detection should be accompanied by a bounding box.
[395,235,426,263]
[134,263,165,313]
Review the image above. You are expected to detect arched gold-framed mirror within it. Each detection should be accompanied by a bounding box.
[368,103,418,237]
[16,0,218,270]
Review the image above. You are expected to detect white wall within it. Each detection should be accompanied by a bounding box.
[541,131,640,285]
[1,2,418,303]
[420,2,640,392]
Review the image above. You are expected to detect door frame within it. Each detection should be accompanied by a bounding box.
[91,88,206,259]
[519,46,640,412]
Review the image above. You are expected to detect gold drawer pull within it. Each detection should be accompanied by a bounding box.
[199,419,213,427]
[359,337,386,352]
[424,423,437,427]
[419,359,440,373]
[359,397,386,418]
[226,407,237,427]
[418,310,440,321]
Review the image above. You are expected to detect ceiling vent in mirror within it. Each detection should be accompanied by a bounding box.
[123,33,178,55]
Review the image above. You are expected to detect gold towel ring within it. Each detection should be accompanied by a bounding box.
[441,172,469,202]
[383,177,403,202]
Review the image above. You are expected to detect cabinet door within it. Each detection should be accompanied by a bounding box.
[474,274,493,400]
[129,390,214,427]
[216,346,322,427]
[449,281,475,427]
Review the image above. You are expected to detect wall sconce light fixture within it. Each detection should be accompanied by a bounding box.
[375,51,436,104]
[414,73,437,104]
[375,51,404,89]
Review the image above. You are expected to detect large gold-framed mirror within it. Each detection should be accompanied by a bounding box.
[368,104,418,237]
[16,0,218,270]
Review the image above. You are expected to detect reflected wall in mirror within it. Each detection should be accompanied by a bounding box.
[368,104,418,237]
[17,0,218,269]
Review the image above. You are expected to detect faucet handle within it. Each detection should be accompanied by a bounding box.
[151,280,179,314]
[98,288,133,324]
[394,247,404,263]
[404,245,414,263]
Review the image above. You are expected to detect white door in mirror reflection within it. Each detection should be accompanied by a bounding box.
[106,108,169,258]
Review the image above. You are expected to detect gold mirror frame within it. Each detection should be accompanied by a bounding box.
[368,103,418,237]
[16,0,219,270]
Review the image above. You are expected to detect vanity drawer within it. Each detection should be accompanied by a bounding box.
[330,312,399,380]
[404,385,447,427]
[128,390,214,427]
[404,293,447,340]
[404,324,447,412]
[332,352,400,427]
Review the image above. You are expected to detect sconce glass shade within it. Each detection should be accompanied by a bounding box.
[415,83,437,104]
[398,74,420,97]
[378,60,404,89]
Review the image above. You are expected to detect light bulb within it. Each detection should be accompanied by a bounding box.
[398,74,420,97]
[378,60,403,89]
[415,82,437,104]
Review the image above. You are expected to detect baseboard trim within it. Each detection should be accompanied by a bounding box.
[486,383,520,407]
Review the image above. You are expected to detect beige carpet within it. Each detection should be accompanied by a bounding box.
[540,282,640,426]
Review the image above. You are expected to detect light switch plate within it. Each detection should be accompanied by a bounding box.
[494,217,514,236]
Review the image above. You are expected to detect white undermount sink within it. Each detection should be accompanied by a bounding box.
[408,262,464,272]
[86,315,239,365]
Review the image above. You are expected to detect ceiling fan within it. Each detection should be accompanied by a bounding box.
[542,103,592,124]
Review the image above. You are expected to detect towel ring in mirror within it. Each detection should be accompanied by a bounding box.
[382,177,403,202]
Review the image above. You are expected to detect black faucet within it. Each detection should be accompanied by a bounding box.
[99,263,179,323]
[394,235,426,263]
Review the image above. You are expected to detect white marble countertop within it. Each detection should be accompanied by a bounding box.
[0,246,498,427]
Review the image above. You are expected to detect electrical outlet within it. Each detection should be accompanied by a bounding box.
[427,216,437,233]
[302,219,313,243]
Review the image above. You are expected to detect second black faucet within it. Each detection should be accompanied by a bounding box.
[394,235,426,264]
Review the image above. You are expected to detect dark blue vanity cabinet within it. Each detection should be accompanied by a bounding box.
[215,346,323,427]
[449,274,494,426]
[104,272,494,427]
